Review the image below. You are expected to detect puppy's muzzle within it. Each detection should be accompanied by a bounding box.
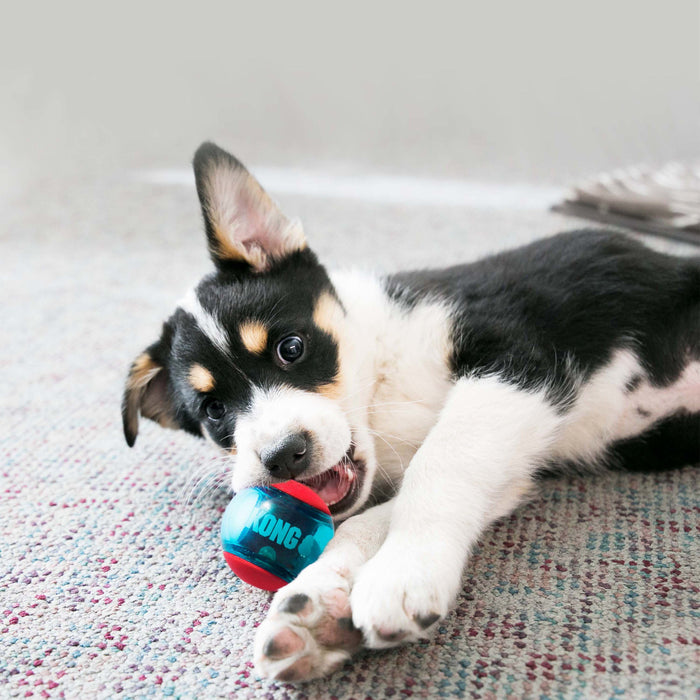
[260,432,311,480]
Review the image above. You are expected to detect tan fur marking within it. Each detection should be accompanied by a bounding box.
[204,164,306,270]
[317,381,342,400]
[189,363,216,393]
[123,352,179,442]
[313,292,346,400]
[210,222,248,263]
[240,321,269,354]
[128,352,160,390]
[313,292,344,340]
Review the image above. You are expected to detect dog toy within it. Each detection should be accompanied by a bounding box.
[221,481,334,591]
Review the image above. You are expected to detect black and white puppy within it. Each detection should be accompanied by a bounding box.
[123,143,700,681]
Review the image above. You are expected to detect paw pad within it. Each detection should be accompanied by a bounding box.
[316,615,363,648]
[278,593,312,616]
[256,575,360,681]
[414,612,440,630]
[275,655,314,682]
[263,627,305,660]
[376,627,409,643]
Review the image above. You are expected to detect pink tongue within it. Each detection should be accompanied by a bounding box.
[307,466,351,506]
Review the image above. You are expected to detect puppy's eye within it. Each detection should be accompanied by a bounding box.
[276,335,304,364]
[203,398,226,421]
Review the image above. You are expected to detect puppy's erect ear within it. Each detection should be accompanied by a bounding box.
[193,142,307,272]
[122,326,179,447]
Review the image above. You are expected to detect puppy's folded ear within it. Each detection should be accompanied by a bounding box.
[122,326,179,447]
[193,142,307,272]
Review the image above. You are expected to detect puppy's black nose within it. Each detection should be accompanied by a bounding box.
[260,432,311,480]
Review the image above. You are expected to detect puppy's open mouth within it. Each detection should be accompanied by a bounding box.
[299,449,365,515]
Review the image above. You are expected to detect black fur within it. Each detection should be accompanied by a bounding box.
[609,412,700,472]
[386,230,699,470]
[192,142,251,272]
[126,189,699,472]
[386,231,699,386]
[625,373,643,393]
[127,250,340,447]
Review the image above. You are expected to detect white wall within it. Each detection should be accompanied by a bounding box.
[1,1,698,182]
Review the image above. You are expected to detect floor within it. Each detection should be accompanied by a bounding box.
[0,151,698,697]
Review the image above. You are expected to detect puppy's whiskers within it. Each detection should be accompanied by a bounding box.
[337,378,379,404]
[367,427,420,450]
[366,428,405,471]
[191,471,228,508]
[176,460,216,505]
[351,436,394,501]
[176,458,232,518]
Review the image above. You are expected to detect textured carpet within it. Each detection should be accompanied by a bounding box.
[1,173,698,699]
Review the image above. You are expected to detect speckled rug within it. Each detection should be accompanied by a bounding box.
[1,173,698,699]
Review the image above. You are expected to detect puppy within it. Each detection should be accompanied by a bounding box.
[123,142,700,681]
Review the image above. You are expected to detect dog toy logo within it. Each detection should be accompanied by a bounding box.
[245,510,303,550]
[221,482,334,590]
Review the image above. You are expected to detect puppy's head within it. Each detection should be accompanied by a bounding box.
[123,143,373,520]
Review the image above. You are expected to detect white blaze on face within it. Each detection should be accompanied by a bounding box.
[232,386,352,492]
[178,287,230,356]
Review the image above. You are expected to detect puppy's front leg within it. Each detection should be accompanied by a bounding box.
[254,499,393,681]
[351,376,561,647]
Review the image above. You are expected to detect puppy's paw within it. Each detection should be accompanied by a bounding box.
[254,565,363,682]
[350,540,456,649]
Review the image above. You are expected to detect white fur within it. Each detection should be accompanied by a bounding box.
[254,284,699,677]
[254,501,394,680]
[232,385,351,492]
[351,376,560,646]
[553,350,700,464]
[330,270,454,496]
[615,360,700,433]
[178,288,230,356]
[225,271,455,518]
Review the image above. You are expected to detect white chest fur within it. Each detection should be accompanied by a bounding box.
[331,271,454,485]
[331,272,700,483]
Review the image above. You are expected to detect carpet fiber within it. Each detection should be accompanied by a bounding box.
[1,173,698,699]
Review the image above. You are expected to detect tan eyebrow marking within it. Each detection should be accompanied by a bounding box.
[239,320,268,355]
[313,291,344,340]
[188,363,216,393]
